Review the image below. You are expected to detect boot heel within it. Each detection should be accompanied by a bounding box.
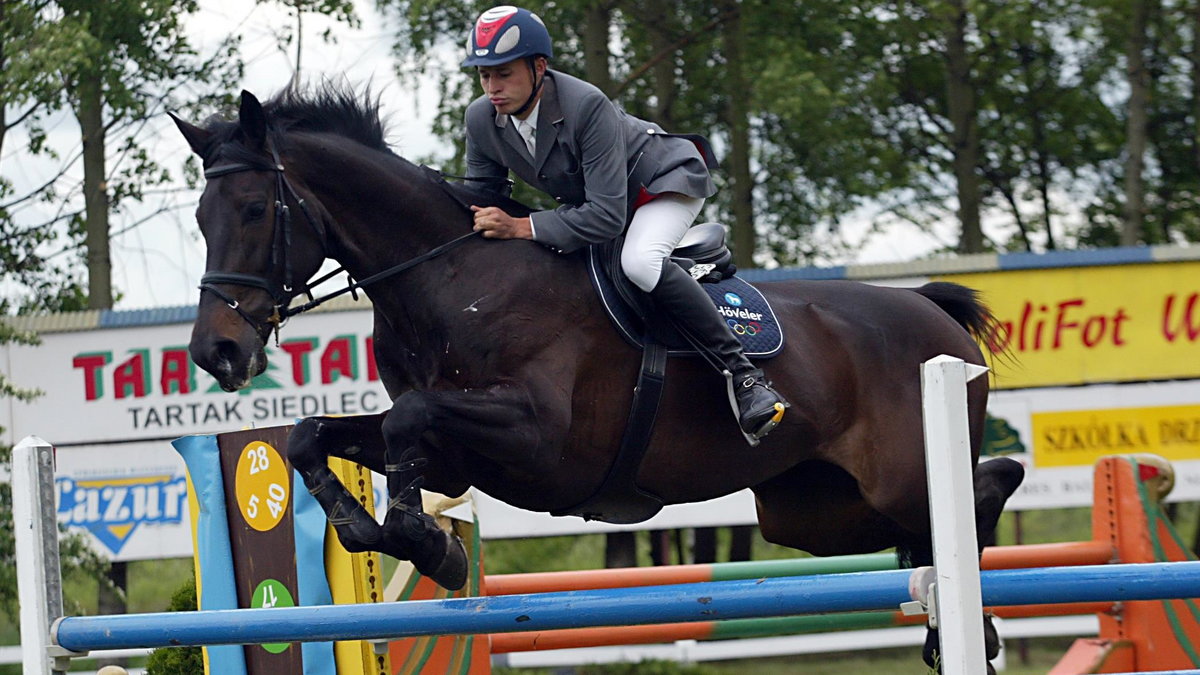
[751,402,788,440]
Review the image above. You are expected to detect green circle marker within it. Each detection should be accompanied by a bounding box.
[251,578,295,654]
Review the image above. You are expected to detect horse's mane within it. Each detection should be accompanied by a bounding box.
[200,84,391,162]
[201,84,534,216]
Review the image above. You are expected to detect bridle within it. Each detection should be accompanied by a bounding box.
[198,139,482,343]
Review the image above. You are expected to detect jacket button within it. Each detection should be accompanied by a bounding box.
[539,174,547,180]
[555,196,563,202]
[647,128,656,134]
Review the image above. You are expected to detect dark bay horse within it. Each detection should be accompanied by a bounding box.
[172,88,1023,672]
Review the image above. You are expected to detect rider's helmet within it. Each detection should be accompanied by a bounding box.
[462,6,553,67]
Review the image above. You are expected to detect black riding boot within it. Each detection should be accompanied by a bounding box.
[649,263,788,440]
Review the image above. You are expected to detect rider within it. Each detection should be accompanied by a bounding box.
[462,5,788,440]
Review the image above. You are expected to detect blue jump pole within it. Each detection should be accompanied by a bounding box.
[52,561,1200,653]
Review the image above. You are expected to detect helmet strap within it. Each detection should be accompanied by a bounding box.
[511,57,544,119]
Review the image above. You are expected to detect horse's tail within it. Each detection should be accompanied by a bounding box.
[913,281,1006,355]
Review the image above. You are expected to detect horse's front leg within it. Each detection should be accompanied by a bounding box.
[288,413,389,556]
[379,381,570,591]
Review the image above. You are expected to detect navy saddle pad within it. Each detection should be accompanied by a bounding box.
[587,244,784,358]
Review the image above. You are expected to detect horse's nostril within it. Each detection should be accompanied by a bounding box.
[213,339,242,369]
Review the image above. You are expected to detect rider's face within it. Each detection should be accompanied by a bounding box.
[478,58,544,119]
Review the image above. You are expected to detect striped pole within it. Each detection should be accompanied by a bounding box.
[484,540,1114,597]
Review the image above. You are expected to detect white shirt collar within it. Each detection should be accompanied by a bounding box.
[516,99,541,132]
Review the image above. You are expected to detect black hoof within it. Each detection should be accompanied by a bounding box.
[381,506,469,591]
[983,613,1001,660]
[416,531,468,591]
[922,626,939,670]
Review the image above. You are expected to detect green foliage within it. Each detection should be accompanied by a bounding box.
[145,577,203,675]
[378,0,1200,263]
[0,0,243,311]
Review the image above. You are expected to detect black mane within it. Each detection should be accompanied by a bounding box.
[201,84,390,163]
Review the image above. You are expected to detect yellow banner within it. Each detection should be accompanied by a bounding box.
[1032,404,1200,467]
[939,262,1200,389]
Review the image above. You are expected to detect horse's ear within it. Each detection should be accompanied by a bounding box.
[238,90,267,151]
[168,111,213,157]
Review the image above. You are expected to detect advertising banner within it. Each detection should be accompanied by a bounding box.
[988,380,1200,510]
[940,261,1200,389]
[3,309,385,446]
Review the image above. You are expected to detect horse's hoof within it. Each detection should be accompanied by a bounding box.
[983,613,1001,660]
[417,533,468,591]
[381,506,469,591]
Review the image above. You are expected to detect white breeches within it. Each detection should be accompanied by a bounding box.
[621,194,705,292]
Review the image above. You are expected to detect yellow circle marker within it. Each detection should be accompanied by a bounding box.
[234,441,290,531]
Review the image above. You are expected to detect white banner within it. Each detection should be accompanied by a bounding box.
[3,309,386,446]
[53,441,192,561]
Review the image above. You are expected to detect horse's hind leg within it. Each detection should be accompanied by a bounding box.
[288,414,388,556]
[919,457,1025,674]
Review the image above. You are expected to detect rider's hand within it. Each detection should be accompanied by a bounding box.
[470,206,533,240]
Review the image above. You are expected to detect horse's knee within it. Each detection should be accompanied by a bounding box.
[381,392,431,449]
[288,417,329,472]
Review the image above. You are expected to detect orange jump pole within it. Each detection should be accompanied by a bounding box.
[486,540,1114,598]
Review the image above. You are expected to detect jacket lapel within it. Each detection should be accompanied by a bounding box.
[533,74,563,173]
[493,107,533,166]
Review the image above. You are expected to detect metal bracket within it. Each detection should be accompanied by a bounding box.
[48,644,86,673]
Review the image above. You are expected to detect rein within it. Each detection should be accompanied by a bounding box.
[199,142,484,343]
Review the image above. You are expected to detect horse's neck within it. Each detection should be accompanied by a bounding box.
[295,138,469,284]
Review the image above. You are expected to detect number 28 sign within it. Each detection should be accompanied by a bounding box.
[234,441,290,532]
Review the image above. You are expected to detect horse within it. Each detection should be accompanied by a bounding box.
[171,87,1024,673]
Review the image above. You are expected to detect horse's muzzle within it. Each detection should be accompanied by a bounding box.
[190,336,267,392]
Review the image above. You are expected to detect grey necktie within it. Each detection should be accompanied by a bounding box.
[518,120,536,157]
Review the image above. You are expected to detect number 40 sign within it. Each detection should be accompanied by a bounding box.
[234,441,291,532]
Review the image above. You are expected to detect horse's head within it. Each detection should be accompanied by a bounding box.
[172,91,329,392]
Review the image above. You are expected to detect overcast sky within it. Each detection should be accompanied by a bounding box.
[6,0,969,312]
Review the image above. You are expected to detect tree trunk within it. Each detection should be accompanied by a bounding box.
[605,531,637,568]
[1122,0,1152,247]
[719,0,755,267]
[77,74,112,309]
[728,524,753,562]
[0,0,7,160]
[583,1,614,97]
[1193,0,1200,181]
[943,0,983,253]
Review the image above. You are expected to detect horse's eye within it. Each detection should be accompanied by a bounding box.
[244,203,267,222]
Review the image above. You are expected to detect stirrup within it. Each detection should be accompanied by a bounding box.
[722,370,787,446]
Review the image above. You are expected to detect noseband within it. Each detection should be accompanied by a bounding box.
[199,142,483,343]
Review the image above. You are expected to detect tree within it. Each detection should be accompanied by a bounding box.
[50,0,242,309]
[0,0,90,312]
